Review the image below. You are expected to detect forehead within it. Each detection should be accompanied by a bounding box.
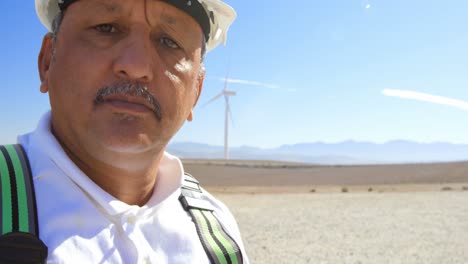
[69,0,203,33]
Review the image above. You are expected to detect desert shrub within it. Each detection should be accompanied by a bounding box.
[441,186,453,191]
[368,187,373,192]
[309,189,316,193]
[462,186,468,191]
[341,187,348,193]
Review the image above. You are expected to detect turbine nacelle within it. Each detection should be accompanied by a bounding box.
[224,90,237,96]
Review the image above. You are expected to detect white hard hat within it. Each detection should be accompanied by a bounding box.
[35,0,237,51]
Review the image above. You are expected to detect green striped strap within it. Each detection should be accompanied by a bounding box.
[179,173,243,264]
[0,144,48,263]
[0,144,39,236]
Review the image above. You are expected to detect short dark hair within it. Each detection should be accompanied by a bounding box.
[51,11,64,41]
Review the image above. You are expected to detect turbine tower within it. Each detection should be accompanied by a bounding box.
[204,75,236,160]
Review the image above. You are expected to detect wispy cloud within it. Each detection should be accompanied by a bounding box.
[217,77,281,90]
[382,89,468,110]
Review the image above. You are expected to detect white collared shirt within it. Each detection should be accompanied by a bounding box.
[18,112,248,264]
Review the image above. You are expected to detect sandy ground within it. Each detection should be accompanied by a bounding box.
[183,160,468,187]
[183,160,468,263]
[217,192,468,264]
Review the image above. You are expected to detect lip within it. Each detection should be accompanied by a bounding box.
[99,94,156,115]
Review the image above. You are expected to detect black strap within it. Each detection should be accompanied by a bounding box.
[179,173,243,264]
[0,144,48,263]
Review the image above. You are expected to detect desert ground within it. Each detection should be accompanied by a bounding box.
[183,160,468,264]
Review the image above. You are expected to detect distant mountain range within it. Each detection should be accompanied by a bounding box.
[167,140,468,165]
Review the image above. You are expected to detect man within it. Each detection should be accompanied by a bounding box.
[0,0,248,263]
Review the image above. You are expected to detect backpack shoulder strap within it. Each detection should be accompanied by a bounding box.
[179,173,244,264]
[0,144,48,263]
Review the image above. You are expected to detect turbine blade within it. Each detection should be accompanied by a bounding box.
[202,92,224,107]
[223,68,230,91]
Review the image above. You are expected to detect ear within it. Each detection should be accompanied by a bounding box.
[38,34,55,93]
[187,69,205,122]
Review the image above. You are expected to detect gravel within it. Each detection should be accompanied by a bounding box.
[218,192,468,264]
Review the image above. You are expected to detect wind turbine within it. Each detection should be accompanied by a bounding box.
[203,74,236,160]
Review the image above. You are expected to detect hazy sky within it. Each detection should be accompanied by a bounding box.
[2,0,468,148]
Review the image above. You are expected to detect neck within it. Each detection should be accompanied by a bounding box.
[86,158,161,206]
[62,143,164,207]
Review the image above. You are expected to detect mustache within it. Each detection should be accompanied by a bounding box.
[94,82,161,120]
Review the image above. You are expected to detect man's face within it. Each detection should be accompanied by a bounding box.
[39,0,204,168]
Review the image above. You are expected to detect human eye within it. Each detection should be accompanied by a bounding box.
[160,37,180,49]
[94,24,118,34]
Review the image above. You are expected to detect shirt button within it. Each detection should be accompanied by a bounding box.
[127,215,136,225]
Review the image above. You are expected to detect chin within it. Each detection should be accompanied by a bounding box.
[98,135,161,153]
[86,137,163,171]
[89,118,160,148]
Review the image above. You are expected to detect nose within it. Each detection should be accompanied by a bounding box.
[113,35,154,83]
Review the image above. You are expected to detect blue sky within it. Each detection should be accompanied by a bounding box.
[2,0,468,148]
